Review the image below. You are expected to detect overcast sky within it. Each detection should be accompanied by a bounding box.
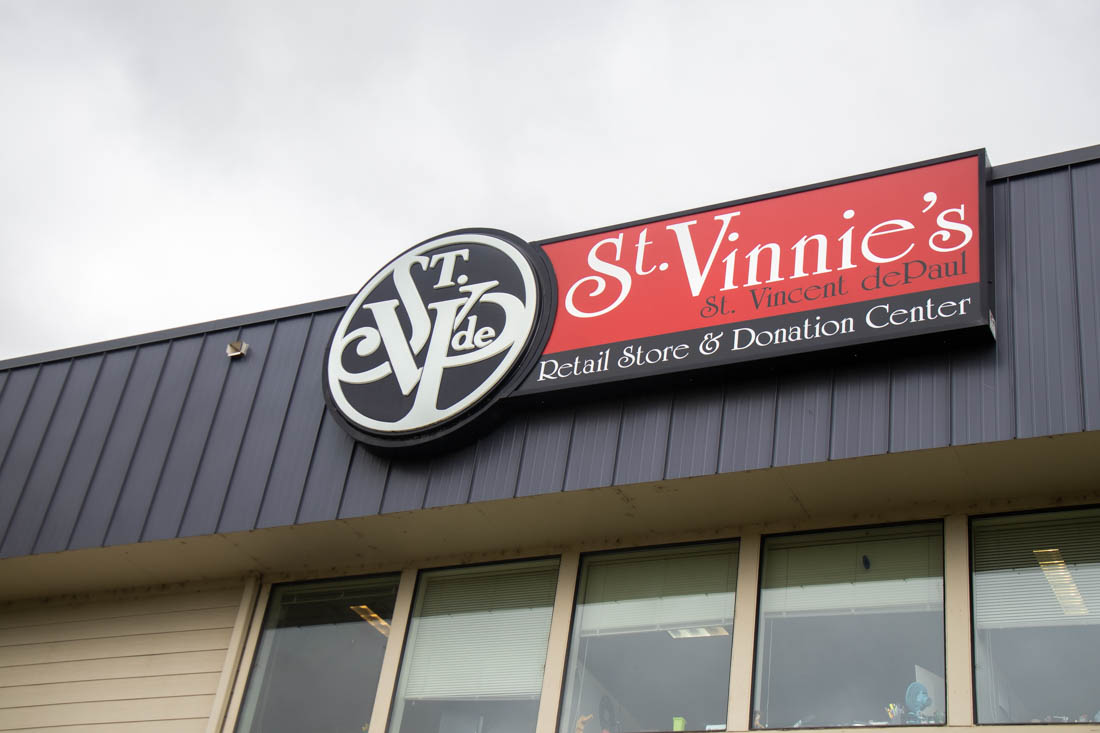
[1,0,1097,362]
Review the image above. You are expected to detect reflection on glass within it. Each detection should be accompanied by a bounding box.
[235,574,400,733]
[973,509,1100,723]
[389,558,560,733]
[752,524,945,729]
[559,542,738,733]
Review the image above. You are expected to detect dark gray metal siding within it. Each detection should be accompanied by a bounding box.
[1072,163,1100,430]
[665,389,723,480]
[1011,171,1084,439]
[829,361,890,460]
[718,377,777,473]
[34,349,134,554]
[2,151,1099,558]
[952,180,1017,445]
[515,407,572,497]
[72,340,177,549]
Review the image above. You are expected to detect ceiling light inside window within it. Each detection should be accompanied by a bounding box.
[350,604,391,635]
[667,626,729,639]
[1033,548,1089,616]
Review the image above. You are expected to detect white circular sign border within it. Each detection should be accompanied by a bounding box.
[326,231,539,436]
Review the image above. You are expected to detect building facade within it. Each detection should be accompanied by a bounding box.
[0,144,1098,733]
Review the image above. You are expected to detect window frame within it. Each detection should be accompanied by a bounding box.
[968,504,1100,726]
[229,571,404,733]
[554,538,743,733]
[748,520,949,730]
[386,555,564,733]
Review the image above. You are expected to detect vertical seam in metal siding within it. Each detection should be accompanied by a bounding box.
[170,327,241,538]
[336,446,378,518]
[0,366,43,484]
[254,314,316,530]
[132,334,203,539]
[995,179,1014,441]
[886,363,895,452]
[826,369,836,462]
[379,451,395,512]
[0,359,74,543]
[419,458,436,510]
[1085,165,1100,429]
[1067,164,1088,431]
[1021,176,1038,432]
[660,393,677,480]
[455,450,473,504]
[292,397,331,525]
[768,379,780,468]
[0,372,10,420]
[714,381,729,475]
[119,339,182,545]
[214,321,278,531]
[557,410,579,494]
[1006,179,1020,441]
[64,349,139,549]
[609,401,627,485]
[466,439,488,505]
[657,393,674,480]
[1038,177,1052,431]
[423,457,441,506]
[947,353,955,447]
[31,354,106,553]
[509,419,530,500]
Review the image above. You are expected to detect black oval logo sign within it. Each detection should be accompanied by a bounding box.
[324,229,555,450]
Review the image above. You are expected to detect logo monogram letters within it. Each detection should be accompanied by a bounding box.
[325,231,546,443]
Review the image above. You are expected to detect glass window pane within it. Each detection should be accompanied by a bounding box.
[972,508,1100,724]
[753,523,945,729]
[235,574,400,733]
[389,558,560,733]
[559,541,739,733]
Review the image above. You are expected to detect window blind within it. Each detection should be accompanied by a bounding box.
[399,560,559,700]
[760,524,943,616]
[576,543,738,634]
[973,510,1100,629]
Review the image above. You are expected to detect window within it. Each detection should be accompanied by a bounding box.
[753,523,945,729]
[972,508,1100,723]
[235,574,400,733]
[558,541,739,733]
[388,558,560,733]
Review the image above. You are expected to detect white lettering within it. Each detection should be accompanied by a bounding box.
[633,228,657,275]
[429,249,470,289]
[537,359,560,381]
[565,234,633,318]
[790,234,830,279]
[866,297,972,329]
[929,205,973,252]
[666,212,740,297]
[745,242,783,286]
[861,219,915,263]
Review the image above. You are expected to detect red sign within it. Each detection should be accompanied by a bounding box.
[517,152,989,394]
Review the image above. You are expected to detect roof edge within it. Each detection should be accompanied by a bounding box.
[990,142,1100,179]
[3,143,1097,372]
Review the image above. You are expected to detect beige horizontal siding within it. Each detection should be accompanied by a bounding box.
[0,651,226,688]
[0,673,221,707]
[0,629,233,667]
[0,607,237,648]
[0,584,243,733]
[0,589,242,631]
[0,695,214,729]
